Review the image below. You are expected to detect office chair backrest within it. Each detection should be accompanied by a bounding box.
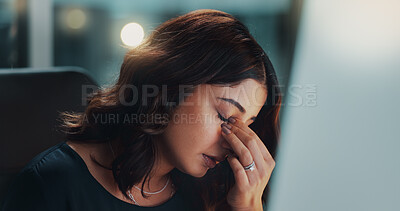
[0,66,98,200]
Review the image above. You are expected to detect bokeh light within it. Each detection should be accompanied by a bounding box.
[66,8,86,29]
[120,22,144,47]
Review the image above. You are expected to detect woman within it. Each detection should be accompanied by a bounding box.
[1,9,281,211]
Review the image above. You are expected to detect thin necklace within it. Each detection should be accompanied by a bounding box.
[133,177,170,194]
[107,141,174,206]
[127,186,175,206]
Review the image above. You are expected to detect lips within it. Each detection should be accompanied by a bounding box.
[203,154,217,168]
[202,154,226,168]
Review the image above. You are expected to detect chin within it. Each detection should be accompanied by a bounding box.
[192,170,208,178]
[178,164,208,178]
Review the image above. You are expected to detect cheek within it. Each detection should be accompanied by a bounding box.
[192,115,224,150]
[177,117,221,151]
[195,124,221,148]
[173,107,222,148]
[165,115,222,154]
[161,113,224,177]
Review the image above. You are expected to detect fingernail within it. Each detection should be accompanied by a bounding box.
[228,117,236,124]
[221,124,231,134]
[221,122,232,129]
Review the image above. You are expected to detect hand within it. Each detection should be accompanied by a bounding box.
[221,117,275,211]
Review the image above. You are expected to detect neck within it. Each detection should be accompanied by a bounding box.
[110,136,175,192]
[142,137,175,191]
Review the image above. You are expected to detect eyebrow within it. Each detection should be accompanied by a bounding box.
[217,97,257,121]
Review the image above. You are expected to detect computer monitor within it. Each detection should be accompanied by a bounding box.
[267,0,400,210]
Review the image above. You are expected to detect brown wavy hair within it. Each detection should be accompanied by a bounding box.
[59,9,281,211]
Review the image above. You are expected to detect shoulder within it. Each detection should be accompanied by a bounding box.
[1,141,83,210]
[1,166,49,210]
[20,141,85,181]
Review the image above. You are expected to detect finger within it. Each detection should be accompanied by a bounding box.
[228,117,273,161]
[228,121,270,163]
[227,154,249,187]
[221,124,258,182]
[221,123,253,166]
[225,123,267,177]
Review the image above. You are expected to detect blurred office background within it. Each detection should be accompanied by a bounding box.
[1,1,400,210]
[0,0,303,206]
[0,0,302,89]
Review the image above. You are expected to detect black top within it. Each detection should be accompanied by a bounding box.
[1,141,194,211]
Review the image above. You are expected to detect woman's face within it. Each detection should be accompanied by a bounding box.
[159,79,267,177]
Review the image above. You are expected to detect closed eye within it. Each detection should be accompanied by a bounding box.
[217,112,229,122]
